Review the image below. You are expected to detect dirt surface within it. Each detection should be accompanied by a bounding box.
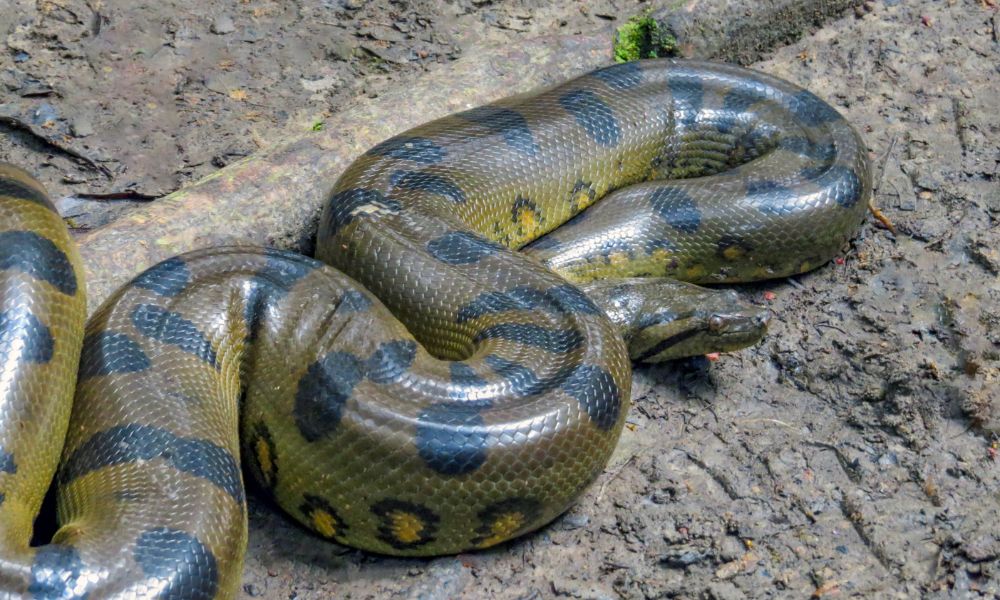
[3,0,1000,599]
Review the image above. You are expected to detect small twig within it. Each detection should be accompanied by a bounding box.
[0,114,112,177]
[596,454,637,503]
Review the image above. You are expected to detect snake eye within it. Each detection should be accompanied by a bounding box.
[708,315,726,332]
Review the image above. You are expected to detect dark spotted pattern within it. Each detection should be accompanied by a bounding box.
[558,90,620,147]
[131,304,218,368]
[716,234,754,260]
[471,497,543,547]
[0,231,77,295]
[0,177,54,210]
[0,448,15,474]
[133,528,219,600]
[459,106,539,155]
[511,196,539,224]
[590,61,644,89]
[449,363,486,388]
[366,136,446,164]
[132,257,191,297]
[78,331,151,379]
[371,499,440,550]
[0,309,53,364]
[789,90,843,124]
[247,421,278,491]
[339,290,373,313]
[415,402,489,475]
[257,249,318,291]
[28,544,87,599]
[390,170,466,204]
[820,165,864,208]
[483,355,558,398]
[324,188,402,237]
[365,340,417,384]
[299,494,347,539]
[426,231,503,265]
[559,365,621,431]
[293,351,364,442]
[649,187,702,233]
[456,284,600,324]
[667,73,704,127]
[747,179,798,216]
[59,424,244,503]
[474,323,583,354]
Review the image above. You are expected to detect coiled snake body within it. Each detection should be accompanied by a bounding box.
[0,60,869,598]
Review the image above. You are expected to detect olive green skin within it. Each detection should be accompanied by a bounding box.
[0,59,868,598]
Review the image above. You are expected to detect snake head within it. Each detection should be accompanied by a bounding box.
[581,279,770,363]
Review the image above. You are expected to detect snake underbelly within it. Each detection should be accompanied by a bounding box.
[0,59,869,598]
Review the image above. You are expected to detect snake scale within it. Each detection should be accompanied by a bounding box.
[0,59,870,598]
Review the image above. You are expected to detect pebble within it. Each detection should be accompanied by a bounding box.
[211,15,236,35]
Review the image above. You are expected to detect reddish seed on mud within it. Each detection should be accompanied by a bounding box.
[706,353,720,362]
[835,257,845,265]
[763,291,777,301]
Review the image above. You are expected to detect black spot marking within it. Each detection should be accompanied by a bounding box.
[456,285,600,323]
[560,365,621,431]
[559,89,620,147]
[471,497,543,547]
[133,528,219,600]
[258,249,318,290]
[28,544,87,599]
[747,179,798,216]
[819,165,864,208]
[483,355,557,398]
[324,188,402,237]
[649,187,702,233]
[667,73,704,127]
[132,257,191,297]
[525,234,561,251]
[247,421,278,492]
[294,351,364,442]
[243,250,322,338]
[0,176,54,210]
[371,499,440,550]
[721,81,769,113]
[450,363,486,387]
[366,136,445,164]
[131,304,218,368]
[474,323,583,354]
[365,340,417,384]
[0,309,53,364]
[0,448,15,474]
[390,170,466,204]
[78,331,151,379]
[0,231,77,295]
[789,90,843,124]
[511,196,539,225]
[59,424,244,503]
[458,105,538,155]
[339,289,372,313]
[415,402,488,475]
[426,231,503,265]
[590,61,644,89]
[568,179,598,211]
[299,494,348,540]
[716,234,754,260]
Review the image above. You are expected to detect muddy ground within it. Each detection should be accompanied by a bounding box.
[2,0,999,598]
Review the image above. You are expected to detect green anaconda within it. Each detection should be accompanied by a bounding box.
[0,59,870,598]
